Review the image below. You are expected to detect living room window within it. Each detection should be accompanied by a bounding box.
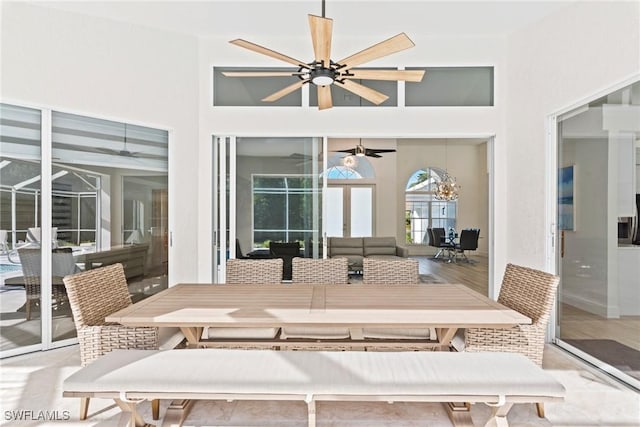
[405,168,456,244]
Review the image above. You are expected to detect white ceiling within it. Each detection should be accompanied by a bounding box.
[32,1,576,39]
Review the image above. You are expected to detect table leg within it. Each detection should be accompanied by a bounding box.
[180,327,203,347]
[435,327,458,350]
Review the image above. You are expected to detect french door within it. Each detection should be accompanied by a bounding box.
[326,184,375,237]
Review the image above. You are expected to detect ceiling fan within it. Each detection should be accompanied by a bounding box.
[336,140,396,158]
[223,0,425,110]
[91,124,164,160]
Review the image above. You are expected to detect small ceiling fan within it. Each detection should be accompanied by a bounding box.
[91,124,164,160]
[224,0,425,110]
[336,140,396,158]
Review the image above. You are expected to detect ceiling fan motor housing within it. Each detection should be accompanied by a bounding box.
[310,67,336,86]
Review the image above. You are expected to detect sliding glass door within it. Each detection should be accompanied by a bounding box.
[554,80,640,388]
[0,104,169,357]
[213,136,324,283]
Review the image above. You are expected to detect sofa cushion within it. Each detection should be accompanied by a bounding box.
[363,237,397,256]
[329,238,364,256]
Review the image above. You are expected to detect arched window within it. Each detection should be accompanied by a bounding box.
[405,168,457,245]
[322,153,375,179]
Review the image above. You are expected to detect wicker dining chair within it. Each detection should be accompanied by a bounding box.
[206,258,284,343]
[280,257,351,345]
[63,263,183,421]
[18,248,74,321]
[462,263,559,417]
[362,258,420,284]
[361,258,432,346]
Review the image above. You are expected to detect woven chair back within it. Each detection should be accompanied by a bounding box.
[63,263,132,328]
[497,263,559,326]
[18,248,71,301]
[291,257,349,284]
[362,258,420,284]
[225,258,283,284]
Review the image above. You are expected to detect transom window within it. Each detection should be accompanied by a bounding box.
[405,168,456,245]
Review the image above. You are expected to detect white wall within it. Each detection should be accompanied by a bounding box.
[506,0,640,276]
[0,2,200,285]
[198,34,507,283]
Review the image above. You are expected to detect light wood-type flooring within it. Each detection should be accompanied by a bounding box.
[413,255,640,353]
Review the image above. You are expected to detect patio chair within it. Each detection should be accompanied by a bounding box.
[280,257,351,343]
[27,227,58,248]
[0,230,8,254]
[206,258,283,342]
[17,248,77,321]
[63,263,184,421]
[361,258,433,344]
[457,263,559,417]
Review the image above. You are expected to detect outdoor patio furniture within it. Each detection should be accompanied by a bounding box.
[17,247,77,321]
[280,257,351,344]
[62,263,183,421]
[458,263,560,417]
[361,258,432,344]
[206,258,283,343]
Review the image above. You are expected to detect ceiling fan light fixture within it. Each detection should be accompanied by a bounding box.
[310,68,335,86]
[342,155,357,167]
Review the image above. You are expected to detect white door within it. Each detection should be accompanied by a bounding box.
[326,185,374,237]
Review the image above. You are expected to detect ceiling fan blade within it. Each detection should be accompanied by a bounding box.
[369,149,396,153]
[336,149,357,155]
[308,14,333,67]
[337,33,415,70]
[344,69,425,82]
[317,85,333,110]
[222,71,302,77]
[337,80,389,105]
[262,80,308,102]
[230,39,309,68]
[366,152,382,158]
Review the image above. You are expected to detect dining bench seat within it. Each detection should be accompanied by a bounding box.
[63,349,565,427]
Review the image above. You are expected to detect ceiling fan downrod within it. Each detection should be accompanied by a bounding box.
[321,0,325,18]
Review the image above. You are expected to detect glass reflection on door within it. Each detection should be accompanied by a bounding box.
[556,80,640,388]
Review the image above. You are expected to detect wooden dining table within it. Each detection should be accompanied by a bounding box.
[106,283,530,350]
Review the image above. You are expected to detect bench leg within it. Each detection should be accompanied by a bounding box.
[79,397,90,420]
[535,402,545,418]
[306,398,316,427]
[161,399,194,427]
[114,399,150,427]
[484,402,514,427]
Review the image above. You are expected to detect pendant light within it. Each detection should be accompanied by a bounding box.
[435,138,460,201]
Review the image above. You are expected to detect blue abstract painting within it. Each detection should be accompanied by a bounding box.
[559,165,575,230]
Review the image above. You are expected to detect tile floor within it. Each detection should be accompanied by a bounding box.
[1,344,638,427]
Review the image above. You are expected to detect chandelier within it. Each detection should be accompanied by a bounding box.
[434,139,460,201]
[435,172,460,201]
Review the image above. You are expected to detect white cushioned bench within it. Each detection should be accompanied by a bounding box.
[63,349,565,427]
